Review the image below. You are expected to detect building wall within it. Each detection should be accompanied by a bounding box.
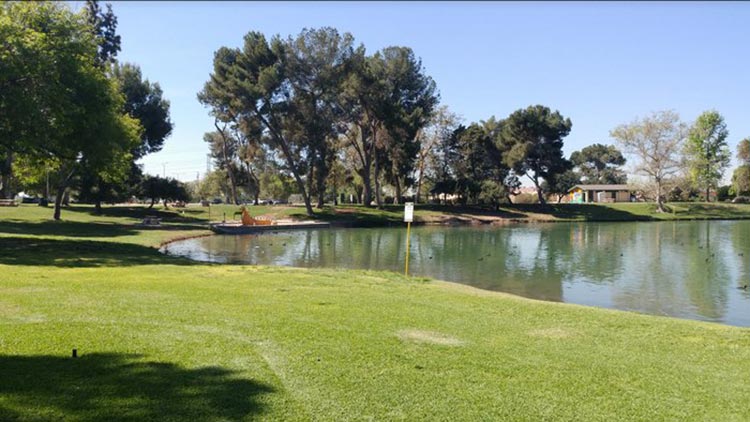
[615,191,630,202]
[568,189,630,203]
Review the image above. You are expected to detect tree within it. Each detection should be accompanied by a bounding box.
[372,47,439,206]
[341,45,438,208]
[84,0,121,66]
[543,170,582,203]
[1,2,69,198]
[0,2,140,219]
[281,28,354,208]
[413,106,461,204]
[610,110,686,212]
[197,169,232,202]
[499,105,573,205]
[79,62,174,211]
[570,144,626,184]
[732,138,750,196]
[113,63,173,159]
[204,127,240,205]
[141,175,189,208]
[199,30,352,216]
[684,110,730,202]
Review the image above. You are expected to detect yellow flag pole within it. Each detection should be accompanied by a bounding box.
[405,221,411,276]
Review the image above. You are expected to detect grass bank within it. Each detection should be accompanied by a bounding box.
[1,204,750,420]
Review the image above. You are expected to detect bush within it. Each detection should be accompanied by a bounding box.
[512,193,538,204]
[717,185,733,202]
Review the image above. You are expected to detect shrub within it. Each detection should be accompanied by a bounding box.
[512,193,538,204]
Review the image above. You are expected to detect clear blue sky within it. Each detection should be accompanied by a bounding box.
[71,1,750,182]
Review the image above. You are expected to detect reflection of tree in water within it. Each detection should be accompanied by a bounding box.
[730,222,750,295]
[611,222,733,321]
[0,353,273,421]
[682,222,731,320]
[406,226,566,302]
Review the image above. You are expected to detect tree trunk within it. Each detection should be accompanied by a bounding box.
[414,160,424,204]
[53,185,66,220]
[706,186,710,203]
[655,178,666,212]
[317,190,325,208]
[148,197,156,209]
[53,164,76,221]
[361,168,372,207]
[534,182,546,205]
[374,155,383,209]
[214,120,238,205]
[0,151,13,199]
[95,200,102,214]
[393,177,401,205]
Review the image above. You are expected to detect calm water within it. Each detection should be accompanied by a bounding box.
[163,221,750,326]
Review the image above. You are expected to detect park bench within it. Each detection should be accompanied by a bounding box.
[0,199,18,207]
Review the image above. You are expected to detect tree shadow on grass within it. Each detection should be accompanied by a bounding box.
[289,204,528,226]
[508,204,654,221]
[678,203,750,219]
[64,205,208,224]
[0,220,140,238]
[0,353,274,422]
[418,204,528,220]
[0,237,202,267]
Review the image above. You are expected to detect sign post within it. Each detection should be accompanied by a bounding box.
[404,202,414,276]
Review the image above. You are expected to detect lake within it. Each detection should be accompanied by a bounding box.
[163,221,750,326]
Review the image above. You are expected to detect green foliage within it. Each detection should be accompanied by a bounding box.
[0,2,141,219]
[542,169,582,202]
[499,105,573,204]
[112,63,173,159]
[732,165,750,197]
[684,110,730,201]
[140,175,189,208]
[84,0,121,66]
[196,169,231,201]
[570,143,626,184]
[717,185,733,202]
[737,138,750,165]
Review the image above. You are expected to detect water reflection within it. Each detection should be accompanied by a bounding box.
[164,221,750,326]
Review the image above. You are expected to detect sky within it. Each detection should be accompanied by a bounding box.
[70,1,750,183]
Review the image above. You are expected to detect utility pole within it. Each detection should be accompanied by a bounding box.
[162,162,167,178]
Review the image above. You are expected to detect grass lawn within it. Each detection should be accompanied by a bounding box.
[2,204,750,420]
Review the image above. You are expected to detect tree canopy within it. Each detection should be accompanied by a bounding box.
[684,110,730,202]
[499,105,572,204]
[610,110,686,212]
[570,143,627,184]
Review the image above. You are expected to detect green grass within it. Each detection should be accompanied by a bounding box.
[2,204,750,420]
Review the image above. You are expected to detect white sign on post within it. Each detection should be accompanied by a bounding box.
[404,202,414,223]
